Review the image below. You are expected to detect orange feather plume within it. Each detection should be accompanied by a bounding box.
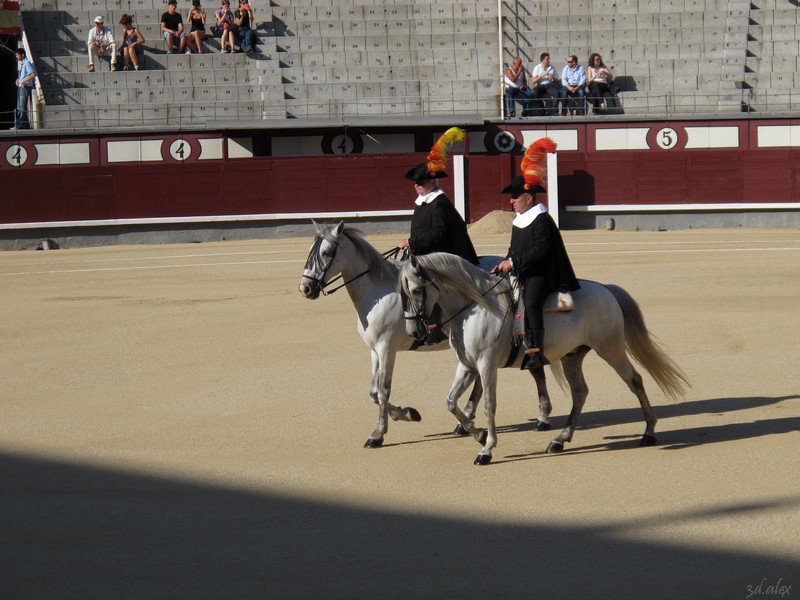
[426,127,465,173]
[520,137,557,190]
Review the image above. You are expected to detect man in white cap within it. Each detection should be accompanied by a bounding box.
[87,15,117,72]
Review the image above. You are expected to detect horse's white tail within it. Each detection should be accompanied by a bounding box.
[606,284,690,400]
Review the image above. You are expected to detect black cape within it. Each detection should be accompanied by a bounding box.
[507,210,580,292]
[409,193,479,264]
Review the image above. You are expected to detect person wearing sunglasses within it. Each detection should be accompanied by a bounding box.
[559,55,586,116]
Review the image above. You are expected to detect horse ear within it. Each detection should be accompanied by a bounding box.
[332,221,344,238]
[410,254,419,269]
[312,219,322,235]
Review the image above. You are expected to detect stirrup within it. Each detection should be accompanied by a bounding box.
[521,347,549,370]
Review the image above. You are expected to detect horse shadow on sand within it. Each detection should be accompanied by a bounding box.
[408,394,800,462]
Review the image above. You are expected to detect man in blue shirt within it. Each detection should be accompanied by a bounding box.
[559,55,586,116]
[14,48,36,130]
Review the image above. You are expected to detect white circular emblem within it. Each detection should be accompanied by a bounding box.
[655,127,679,150]
[494,131,517,153]
[169,139,192,161]
[5,144,28,167]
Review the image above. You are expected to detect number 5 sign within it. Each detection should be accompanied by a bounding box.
[653,126,683,150]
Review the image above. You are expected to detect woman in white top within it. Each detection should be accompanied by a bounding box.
[587,52,614,114]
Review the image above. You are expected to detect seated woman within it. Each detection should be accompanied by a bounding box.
[119,14,145,71]
[212,0,235,53]
[187,0,206,53]
[587,52,614,114]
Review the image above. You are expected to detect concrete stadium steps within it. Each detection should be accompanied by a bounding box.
[502,0,757,115]
[20,0,800,125]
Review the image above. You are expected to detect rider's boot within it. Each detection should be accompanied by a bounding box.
[521,328,549,370]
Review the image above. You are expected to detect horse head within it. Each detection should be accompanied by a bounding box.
[298,220,345,299]
[398,255,439,341]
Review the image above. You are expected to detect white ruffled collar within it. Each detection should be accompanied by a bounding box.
[414,189,443,206]
[512,203,547,228]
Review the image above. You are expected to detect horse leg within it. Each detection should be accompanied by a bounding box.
[606,354,658,446]
[454,376,483,435]
[445,363,484,443]
[547,347,591,453]
[474,366,498,466]
[528,368,552,430]
[364,349,396,448]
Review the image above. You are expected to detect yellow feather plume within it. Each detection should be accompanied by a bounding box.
[521,137,557,189]
[426,127,465,173]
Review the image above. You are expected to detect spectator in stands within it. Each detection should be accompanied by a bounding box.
[13,47,36,130]
[187,0,207,54]
[587,52,614,114]
[87,15,117,72]
[559,55,586,116]
[161,0,188,54]
[212,0,236,53]
[119,14,145,71]
[504,56,532,118]
[234,0,254,57]
[531,52,559,116]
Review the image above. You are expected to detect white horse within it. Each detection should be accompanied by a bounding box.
[398,252,689,465]
[298,222,501,449]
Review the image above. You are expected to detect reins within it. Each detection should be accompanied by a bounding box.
[319,246,401,296]
[437,273,510,328]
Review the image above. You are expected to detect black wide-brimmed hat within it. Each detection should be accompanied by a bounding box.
[404,162,449,183]
[501,175,545,196]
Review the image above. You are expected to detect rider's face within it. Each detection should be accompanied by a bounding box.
[510,193,533,213]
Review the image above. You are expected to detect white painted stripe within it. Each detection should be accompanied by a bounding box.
[684,126,739,149]
[0,259,304,277]
[595,128,650,151]
[33,142,91,166]
[199,138,224,160]
[5,246,800,278]
[566,203,800,212]
[520,129,578,151]
[0,210,415,231]
[757,124,800,147]
[107,140,164,163]
[228,137,253,158]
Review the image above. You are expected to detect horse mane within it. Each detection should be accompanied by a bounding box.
[407,252,509,316]
[339,226,399,284]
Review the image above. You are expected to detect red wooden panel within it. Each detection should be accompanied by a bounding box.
[686,152,742,204]
[113,165,172,218]
[741,150,793,200]
[634,155,688,202]
[3,169,68,222]
[65,195,117,220]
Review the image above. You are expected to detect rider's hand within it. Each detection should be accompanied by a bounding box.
[491,259,512,275]
[398,239,409,249]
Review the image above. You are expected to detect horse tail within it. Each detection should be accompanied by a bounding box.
[606,284,690,400]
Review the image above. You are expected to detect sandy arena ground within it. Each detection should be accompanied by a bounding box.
[1,223,799,599]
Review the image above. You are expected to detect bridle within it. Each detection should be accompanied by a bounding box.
[302,233,400,296]
[401,264,513,339]
[400,270,438,336]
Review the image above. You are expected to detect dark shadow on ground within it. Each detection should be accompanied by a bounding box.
[2,452,798,599]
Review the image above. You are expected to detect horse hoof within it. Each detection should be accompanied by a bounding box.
[546,440,564,454]
[364,438,383,449]
[407,408,422,422]
[639,434,658,447]
[474,454,492,466]
[478,430,488,445]
[453,424,470,436]
[535,421,552,431]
